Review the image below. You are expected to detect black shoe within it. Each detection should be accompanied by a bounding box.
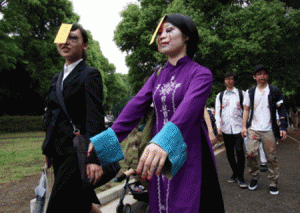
[237,178,248,189]
[248,178,258,191]
[269,185,279,195]
[260,164,268,172]
[227,176,237,183]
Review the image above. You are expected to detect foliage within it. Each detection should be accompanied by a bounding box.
[114,0,300,107]
[114,2,168,94]
[0,115,44,133]
[0,0,132,116]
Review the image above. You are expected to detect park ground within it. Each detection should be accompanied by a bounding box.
[0,128,300,212]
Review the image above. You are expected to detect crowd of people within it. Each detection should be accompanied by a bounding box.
[41,14,288,213]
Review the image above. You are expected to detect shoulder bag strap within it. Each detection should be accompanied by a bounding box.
[56,71,79,135]
[219,91,224,117]
[156,67,162,77]
[238,89,244,111]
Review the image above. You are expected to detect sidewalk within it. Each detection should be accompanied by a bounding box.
[217,128,300,212]
[98,128,300,212]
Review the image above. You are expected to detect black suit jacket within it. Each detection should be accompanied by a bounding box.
[42,60,105,162]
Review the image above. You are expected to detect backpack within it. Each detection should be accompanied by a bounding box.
[219,89,244,117]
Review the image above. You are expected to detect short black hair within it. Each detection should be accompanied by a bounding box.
[70,23,88,60]
[164,13,199,59]
[224,72,237,81]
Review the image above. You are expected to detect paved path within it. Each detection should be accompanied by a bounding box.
[100,128,300,212]
[217,128,300,213]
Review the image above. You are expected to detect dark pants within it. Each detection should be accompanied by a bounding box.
[46,153,100,213]
[222,133,245,180]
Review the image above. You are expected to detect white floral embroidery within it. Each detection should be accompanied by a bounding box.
[159,76,181,125]
[153,84,162,133]
[157,174,171,213]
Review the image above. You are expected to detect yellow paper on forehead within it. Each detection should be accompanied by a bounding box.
[149,15,166,45]
[54,24,72,44]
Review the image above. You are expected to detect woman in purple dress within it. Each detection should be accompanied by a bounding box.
[89,13,224,212]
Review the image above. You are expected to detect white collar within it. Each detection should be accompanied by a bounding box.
[256,84,270,94]
[225,87,238,94]
[63,59,84,81]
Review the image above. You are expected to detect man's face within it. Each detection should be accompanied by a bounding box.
[56,29,88,64]
[253,70,269,84]
[224,76,235,89]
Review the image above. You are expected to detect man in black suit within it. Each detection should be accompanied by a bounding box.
[42,23,104,213]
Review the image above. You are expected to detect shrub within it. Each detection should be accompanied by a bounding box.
[0,116,44,133]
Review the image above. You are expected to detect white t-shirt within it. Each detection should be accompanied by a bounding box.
[243,85,272,131]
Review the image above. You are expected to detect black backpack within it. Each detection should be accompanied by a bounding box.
[219,89,244,117]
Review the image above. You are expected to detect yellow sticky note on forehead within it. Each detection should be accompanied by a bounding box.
[54,24,73,43]
[149,15,166,45]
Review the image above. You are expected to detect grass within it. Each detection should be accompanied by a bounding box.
[0,132,128,192]
[0,133,45,183]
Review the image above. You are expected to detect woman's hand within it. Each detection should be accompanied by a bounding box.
[136,143,168,180]
[87,164,103,185]
[43,156,52,169]
[87,142,94,157]
[209,132,218,146]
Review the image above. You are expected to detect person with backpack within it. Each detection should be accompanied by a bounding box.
[215,72,247,188]
[242,65,287,195]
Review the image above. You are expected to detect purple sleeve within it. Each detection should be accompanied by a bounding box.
[111,72,157,142]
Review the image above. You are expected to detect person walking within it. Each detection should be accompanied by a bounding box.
[242,65,287,195]
[215,72,247,188]
[42,23,105,213]
[88,13,224,212]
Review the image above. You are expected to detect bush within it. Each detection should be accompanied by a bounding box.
[0,116,44,133]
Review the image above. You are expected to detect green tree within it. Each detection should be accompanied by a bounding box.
[115,0,300,108]
[0,0,131,116]
[114,2,169,94]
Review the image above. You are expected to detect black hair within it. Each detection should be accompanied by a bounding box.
[224,72,237,81]
[70,23,88,60]
[164,13,199,59]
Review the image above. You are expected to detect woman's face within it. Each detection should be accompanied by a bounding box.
[157,22,188,57]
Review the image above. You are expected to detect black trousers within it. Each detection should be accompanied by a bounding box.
[222,132,245,180]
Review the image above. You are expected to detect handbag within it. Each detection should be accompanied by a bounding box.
[56,71,120,189]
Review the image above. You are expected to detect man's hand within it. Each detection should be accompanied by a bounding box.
[241,127,247,138]
[217,128,222,136]
[280,130,287,141]
[87,164,103,185]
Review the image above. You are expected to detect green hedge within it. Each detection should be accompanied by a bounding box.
[0,116,44,133]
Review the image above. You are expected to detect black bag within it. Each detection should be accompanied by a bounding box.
[73,134,120,188]
[56,71,120,189]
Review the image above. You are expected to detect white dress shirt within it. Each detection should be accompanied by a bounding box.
[215,87,244,134]
[62,59,84,86]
